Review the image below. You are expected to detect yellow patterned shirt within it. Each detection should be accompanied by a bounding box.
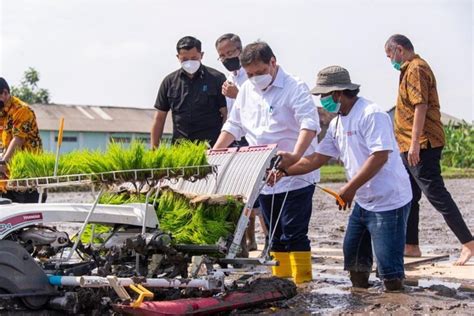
[394,55,445,153]
[1,96,42,153]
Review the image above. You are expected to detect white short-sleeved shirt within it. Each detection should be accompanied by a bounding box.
[222,66,321,194]
[225,67,247,114]
[316,97,412,212]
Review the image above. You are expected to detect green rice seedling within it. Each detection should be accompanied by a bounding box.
[143,146,168,178]
[106,141,146,170]
[8,151,56,179]
[80,224,112,244]
[97,189,243,245]
[7,139,212,184]
[73,150,116,181]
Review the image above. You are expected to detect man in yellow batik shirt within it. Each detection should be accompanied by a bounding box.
[384,34,473,265]
[0,77,43,203]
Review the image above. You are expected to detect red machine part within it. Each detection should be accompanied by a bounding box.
[113,277,296,315]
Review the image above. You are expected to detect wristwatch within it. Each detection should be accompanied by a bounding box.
[0,160,6,165]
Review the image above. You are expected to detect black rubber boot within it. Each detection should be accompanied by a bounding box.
[349,271,370,288]
[383,278,404,292]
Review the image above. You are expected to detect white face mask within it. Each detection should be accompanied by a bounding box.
[181,60,201,75]
[249,74,272,91]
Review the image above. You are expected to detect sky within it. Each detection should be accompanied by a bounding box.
[1,0,472,121]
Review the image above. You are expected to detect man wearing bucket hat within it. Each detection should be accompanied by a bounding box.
[273,66,412,291]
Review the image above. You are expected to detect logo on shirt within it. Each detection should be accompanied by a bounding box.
[347,131,357,136]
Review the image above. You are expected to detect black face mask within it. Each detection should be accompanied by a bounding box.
[222,57,241,72]
[0,100,4,110]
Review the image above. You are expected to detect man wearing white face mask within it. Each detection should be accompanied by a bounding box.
[151,36,228,148]
[213,41,321,284]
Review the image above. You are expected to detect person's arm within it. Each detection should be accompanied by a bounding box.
[286,151,332,175]
[278,129,317,170]
[0,136,25,175]
[278,83,321,169]
[267,151,331,186]
[219,106,228,123]
[152,77,172,149]
[0,106,34,173]
[406,66,430,166]
[150,110,168,149]
[337,150,389,209]
[217,73,229,123]
[2,136,25,162]
[214,82,246,149]
[212,131,235,149]
[408,104,428,166]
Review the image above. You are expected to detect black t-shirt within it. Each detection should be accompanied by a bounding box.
[154,65,227,146]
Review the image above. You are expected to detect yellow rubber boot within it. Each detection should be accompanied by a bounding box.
[290,251,313,284]
[270,252,292,278]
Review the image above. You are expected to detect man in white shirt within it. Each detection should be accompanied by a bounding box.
[274,66,412,291]
[213,41,321,284]
[215,33,248,116]
[215,33,265,252]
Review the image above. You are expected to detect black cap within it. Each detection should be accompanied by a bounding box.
[0,77,10,94]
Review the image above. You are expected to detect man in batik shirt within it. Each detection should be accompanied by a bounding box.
[0,77,43,202]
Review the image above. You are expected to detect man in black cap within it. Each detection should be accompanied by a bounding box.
[273,66,412,291]
[151,36,228,148]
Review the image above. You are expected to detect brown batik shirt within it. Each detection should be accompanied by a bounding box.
[394,54,445,153]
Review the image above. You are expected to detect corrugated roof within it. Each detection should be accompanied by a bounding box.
[30,104,173,134]
[30,103,336,135]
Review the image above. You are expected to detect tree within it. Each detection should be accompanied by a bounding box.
[11,67,50,104]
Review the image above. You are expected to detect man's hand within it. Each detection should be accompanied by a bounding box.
[408,141,420,166]
[337,183,357,210]
[266,170,285,187]
[222,81,239,99]
[276,151,300,170]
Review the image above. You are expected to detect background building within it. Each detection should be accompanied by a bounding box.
[31,104,173,153]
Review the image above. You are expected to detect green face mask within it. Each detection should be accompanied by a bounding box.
[320,95,341,113]
[390,47,403,71]
[391,59,402,71]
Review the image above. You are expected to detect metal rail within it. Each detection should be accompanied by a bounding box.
[2,165,216,191]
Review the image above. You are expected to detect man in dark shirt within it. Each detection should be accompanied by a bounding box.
[151,36,228,148]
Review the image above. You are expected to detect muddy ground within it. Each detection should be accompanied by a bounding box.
[47,178,474,315]
[248,178,474,315]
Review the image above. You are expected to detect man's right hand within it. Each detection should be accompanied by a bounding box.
[266,170,285,187]
[222,81,239,99]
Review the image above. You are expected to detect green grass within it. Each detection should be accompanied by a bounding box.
[441,166,474,179]
[320,164,346,183]
[442,122,473,168]
[319,164,474,183]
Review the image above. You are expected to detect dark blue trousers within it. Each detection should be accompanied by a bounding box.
[259,185,314,252]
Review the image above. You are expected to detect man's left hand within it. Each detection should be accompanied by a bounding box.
[338,184,356,210]
[408,142,420,167]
